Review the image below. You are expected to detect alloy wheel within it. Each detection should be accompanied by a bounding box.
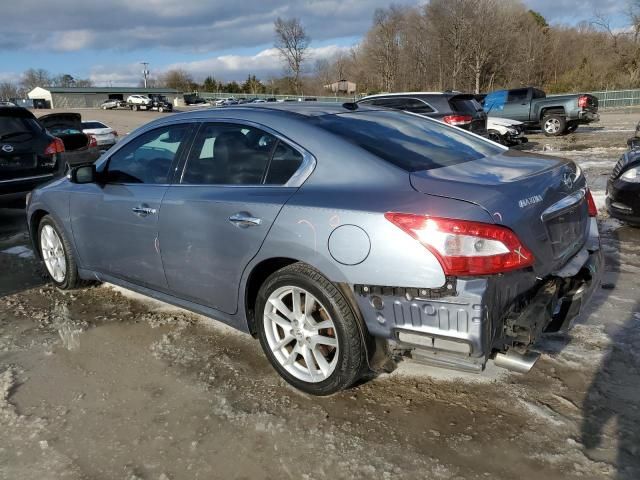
[40,225,66,283]
[263,286,339,383]
[544,118,561,134]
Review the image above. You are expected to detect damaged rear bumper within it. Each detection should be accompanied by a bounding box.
[354,232,603,373]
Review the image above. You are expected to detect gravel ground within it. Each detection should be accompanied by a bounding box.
[1,109,639,480]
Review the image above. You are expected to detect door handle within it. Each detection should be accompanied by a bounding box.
[229,212,262,228]
[132,206,157,216]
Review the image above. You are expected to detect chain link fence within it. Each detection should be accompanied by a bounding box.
[198,92,355,103]
[587,89,640,109]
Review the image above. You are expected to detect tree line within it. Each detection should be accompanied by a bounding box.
[311,0,640,95]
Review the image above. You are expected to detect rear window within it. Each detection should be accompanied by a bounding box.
[0,116,42,140]
[449,96,483,113]
[82,121,107,129]
[361,97,435,114]
[311,110,502,172]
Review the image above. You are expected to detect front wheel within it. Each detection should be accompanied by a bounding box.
[542,115,566,136]
[487,129,504,145]
[255,263,368,395]
[38,216,85,289]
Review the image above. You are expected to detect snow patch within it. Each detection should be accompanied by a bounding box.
[1,245,34,259]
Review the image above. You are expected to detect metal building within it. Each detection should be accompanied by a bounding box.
[27,87,181,108]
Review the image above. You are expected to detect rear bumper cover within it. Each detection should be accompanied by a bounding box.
[354,226,603,368]
[577,111,600,123]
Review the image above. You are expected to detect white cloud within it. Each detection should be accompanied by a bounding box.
[166,44,350,80]
[52,30,95,52]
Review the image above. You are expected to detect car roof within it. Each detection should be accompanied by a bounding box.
[0,106,36,119]
[165,102,380,120]
[359,92,457,100]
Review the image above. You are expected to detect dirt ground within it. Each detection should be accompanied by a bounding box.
[1,108,639,480]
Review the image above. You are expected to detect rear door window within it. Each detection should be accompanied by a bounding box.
[181,123,275,185]
[264,141,304,184]
[311,110,502,172]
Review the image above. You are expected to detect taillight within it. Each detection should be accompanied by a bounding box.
[44,137,65,155]
[578,95,589,109]
[442,114,473,126]
[88,135,98,148]
[385,213,534,276]
[585,189,598,216]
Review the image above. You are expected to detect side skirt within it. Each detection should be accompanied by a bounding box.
[78,268,250,334]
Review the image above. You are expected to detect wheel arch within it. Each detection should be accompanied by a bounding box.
[244,257,300,335]
[540,106,566,120]
[29,208,50,259]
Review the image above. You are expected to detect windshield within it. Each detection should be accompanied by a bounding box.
[311,110,502,172]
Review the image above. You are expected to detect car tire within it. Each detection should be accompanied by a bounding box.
[542,114,566,136]
[565,123,578,133]
[158,107,164,113]
[255,262,368,396]
[487,129,504,145]
[38,215,87,290]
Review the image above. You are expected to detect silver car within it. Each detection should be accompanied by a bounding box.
[26,103,603,395]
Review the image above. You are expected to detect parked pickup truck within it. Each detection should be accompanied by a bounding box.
[483,87,599,136]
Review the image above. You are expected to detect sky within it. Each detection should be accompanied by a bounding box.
[0,0,629,87]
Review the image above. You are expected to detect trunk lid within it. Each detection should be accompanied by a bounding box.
[410,149,590,276]
[38,113,82,131]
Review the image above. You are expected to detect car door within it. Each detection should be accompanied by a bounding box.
[500,88,531,122]
[70,123,194,289]
[159,122,307,314]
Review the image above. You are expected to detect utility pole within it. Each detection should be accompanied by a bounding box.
[141,62,150,88]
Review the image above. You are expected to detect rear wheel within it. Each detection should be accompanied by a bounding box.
[565,123,578,133]
[542,115,566,136]
[38,216,85,290]
[158,106,164,113]
[255,263,368,395]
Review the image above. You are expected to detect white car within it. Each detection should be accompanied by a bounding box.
[126,95,152,110]
[81,120,118,150]
[486,117,528,146]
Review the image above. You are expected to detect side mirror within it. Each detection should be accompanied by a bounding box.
[69,164,97,184]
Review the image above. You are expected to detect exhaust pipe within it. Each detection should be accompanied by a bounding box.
[494,350,540,373]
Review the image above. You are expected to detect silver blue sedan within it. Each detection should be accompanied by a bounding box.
[26,103,603,395]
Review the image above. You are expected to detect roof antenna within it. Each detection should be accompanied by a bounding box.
[342,102,358,111]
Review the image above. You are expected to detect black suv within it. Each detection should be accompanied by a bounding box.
[357,92,488,136]
[0,107,66,206]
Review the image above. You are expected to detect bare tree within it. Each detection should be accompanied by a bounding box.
[21,68,51,91]
[160,69,195,91]
[0,81,19,100]
[274,17,310,94]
